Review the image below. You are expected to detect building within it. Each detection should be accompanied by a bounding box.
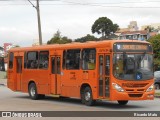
[128,21,139,31]
[118,30,149,41]
[117,21,139,33]
[149,32,158,37]
[0,47,4,57]
[141,23,160,30]
[3,43,13,56]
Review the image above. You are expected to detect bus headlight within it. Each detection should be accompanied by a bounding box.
[112,83,124,92]
[146,84,154,92]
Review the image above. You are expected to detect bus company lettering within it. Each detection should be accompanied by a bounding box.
[70,72,76,80]
[98,49,109,53]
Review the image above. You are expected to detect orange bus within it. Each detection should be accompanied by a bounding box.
[7,40,154,106]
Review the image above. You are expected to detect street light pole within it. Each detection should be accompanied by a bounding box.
[36,0,42,45]
[28,0,43,45]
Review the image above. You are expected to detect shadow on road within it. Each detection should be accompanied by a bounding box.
[14,95,147,110]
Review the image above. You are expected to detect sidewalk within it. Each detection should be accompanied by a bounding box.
[0,71,7,86]
[0,71,6,79]
[0,78,7,86]
[155,90,160,98]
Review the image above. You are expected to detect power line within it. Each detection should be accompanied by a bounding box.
[0,0,160,8]
[27,0,36,8]
[0,4,160,8]
[60,0,160,8]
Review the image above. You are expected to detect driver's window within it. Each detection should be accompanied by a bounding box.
[126,55,135,73]
[113,54,124,77]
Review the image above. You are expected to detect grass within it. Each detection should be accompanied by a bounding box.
[0,71,6,79]
[155,91,160,97]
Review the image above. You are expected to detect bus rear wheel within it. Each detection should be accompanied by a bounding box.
[81,86,95,106]
[29,83,45,100]
[118,100,128,105]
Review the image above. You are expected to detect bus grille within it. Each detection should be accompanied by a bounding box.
[122,83,148,88]
[128,94,143,97]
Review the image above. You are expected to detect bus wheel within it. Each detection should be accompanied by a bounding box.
[82,87,95,106]
[118,100,128,105]
[29,83,39,100]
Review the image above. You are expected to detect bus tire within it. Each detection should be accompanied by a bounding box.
[29,83,39,100]
[82,86,95,106]
[118,100,128,105]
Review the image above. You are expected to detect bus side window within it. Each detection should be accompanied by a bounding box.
[9,52,14,69]
[82,49,96,70]
[27,51,38,69]
[66,49,80,70]
[24,52,27,69]
[62,50,66,69]
[39,51,49,69]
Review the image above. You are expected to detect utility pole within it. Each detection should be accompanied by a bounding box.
[36,0,42,45]
[28,0,42,45]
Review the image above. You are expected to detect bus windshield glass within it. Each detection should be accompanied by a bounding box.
[113,53,153,80]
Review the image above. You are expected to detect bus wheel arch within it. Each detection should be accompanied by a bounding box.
[28,80,35,90]
[80,83,95,106]
[28,80,45,100]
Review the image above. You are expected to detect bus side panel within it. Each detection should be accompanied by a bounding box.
[7,52,18,91]
[60,70,98,99]
[61,70,82,98]
[7,59,17,91]
[22,70,50,95]
[87,71,98,100]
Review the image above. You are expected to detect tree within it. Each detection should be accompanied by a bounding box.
[145,26,154,32]
[91,17,119,39]
[13,45,20,48]
[75,34,98,42]
[147,34,160,70]
[47,30,72,44]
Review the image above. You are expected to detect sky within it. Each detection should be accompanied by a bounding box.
[0,0,160,47]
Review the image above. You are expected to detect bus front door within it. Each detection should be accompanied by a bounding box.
[16,57,22,91]
[98,54,110,98]
[51,56,61,95]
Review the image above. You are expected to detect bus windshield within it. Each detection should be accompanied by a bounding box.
[113,53,153,80]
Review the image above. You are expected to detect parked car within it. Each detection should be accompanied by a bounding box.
[154,71,160,89]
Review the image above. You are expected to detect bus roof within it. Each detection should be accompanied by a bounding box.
[9,40,150,52]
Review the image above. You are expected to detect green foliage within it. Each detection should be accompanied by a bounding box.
[91,17,119,39]
[47,30,72,44]
[75,34,98,42]
[145,26,160,32]
[147,34,160,70]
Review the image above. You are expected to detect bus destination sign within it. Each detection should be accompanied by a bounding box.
[114,42,152,52]
[117,44,147,50]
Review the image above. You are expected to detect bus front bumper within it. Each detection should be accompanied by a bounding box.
[110,90,155,101]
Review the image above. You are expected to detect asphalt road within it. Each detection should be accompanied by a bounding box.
[0,84,160,111]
